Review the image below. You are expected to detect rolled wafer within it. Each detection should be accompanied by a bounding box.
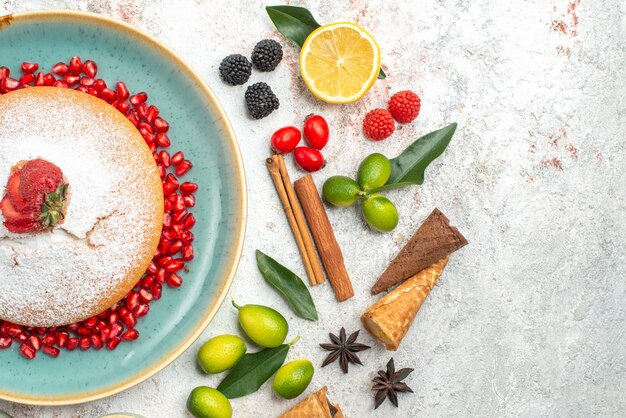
[362,257,449,350]
[279,386,343,418]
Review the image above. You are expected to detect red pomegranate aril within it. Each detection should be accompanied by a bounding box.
[118,308,130,319]
[21,62,39,73]
[65,338,79,351]
[69,56,83,74]
[183,195,196,208]
[155,132,171,147]
[156,268,167,284]
[154,117,169,132]
[110,322,123,339]
[43,345,60,358]
[166,173,179,187]
[51,62,69,75]
[116,81,130,99]
[158,255,173,268]
[151,283,162,300]
[126,292,140,310]
[130,92,148,105]
[66,323,79,331]
[136,102,148,119]
[57,331,69,347]
[173,210,187,224]
[176,160,193,176]
[0,66,10,79]
[77,327,91,336]
[183,213,196,229]
[101,88,116,101]
[42,334,56,346]
[165,258,184,273]
[64,74,80,86]
[116,100,130,114]
[159,239,171,255]
[146,105,159,124]
[139,121,153,133]
[43,73,56,86]
[122,314,137,329]
[127,111,140,127]
[121,329,139,341]
[182,245,194,261]
[139,288,153,303]
[163,182,177,197]
[142,275,155,288]
[171,151,184,165]
[79,337,91,350]
[27,335,42,351]
[20,343,36,359]
[168,240,183,255]
[95,320,107,332]
[100,326,111,343]
[53,80,69,88]
[0,337,12,349]
[140,127,155,144]
[106,337,121,350]
[158,164,166,179]
[108,312,119,326]
[180,230,195,244]
[84,316,98,329]
[1,77,19,91]
[163,212,172,227]
[167,272,183,288]
[82,60,98,78]
[180,182,198,194]
[171,224,184,239]
[134,303,150,318]
[161,228,175,241]
[173,197,186,213]
[159,150,171,168]
[90,334,103,350]
[93,78,106,91]
[80,77,95,87]
[19,73,35,85]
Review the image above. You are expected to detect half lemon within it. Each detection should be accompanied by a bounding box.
[300,22,381,104]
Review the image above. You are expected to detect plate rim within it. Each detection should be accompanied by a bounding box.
[0,9,247,406]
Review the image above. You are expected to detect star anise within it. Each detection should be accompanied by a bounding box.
[320,327,370,373]
[372,358,414,409]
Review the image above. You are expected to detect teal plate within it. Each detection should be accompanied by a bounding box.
[0,11,247,405]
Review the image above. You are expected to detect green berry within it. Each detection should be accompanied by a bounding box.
[361,193,399,232]
[322,176,361,207]
[357,153,391,190]
[187,386,232,418]
[273,359,315,399]
[197,335,246,374]
[233,302,288,348]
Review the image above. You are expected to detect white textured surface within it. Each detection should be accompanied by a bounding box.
[1,0,625,417]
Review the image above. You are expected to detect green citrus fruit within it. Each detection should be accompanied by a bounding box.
[322,176,361,207]
[187,386,232,418]
[357,153,391,190]
[361,193,399,232]
[197,335,246,374]
[273,359,315,399]
[233,302,288,348]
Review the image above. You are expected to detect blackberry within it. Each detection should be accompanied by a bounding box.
[251,39,283,72]
[245,82,279,119]
[219,54,252,86]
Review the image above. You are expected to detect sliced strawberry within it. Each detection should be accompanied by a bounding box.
[0,194,21,221]
[6,171,30,211]
[0,195,39,233]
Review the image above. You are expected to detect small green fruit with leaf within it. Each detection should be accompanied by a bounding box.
[322,123,457,233]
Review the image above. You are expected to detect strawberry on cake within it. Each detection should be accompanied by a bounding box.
[0,87,164,327]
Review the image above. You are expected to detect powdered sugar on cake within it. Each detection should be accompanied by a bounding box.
[0,89,162,326]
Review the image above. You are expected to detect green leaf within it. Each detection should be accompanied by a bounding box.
[266,5,321,47]
[378,68,386,79]
[386,123,457,187]
[256,250,318,321]
[217,338,298,398]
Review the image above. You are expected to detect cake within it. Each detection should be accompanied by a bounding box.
[0,87,164,327]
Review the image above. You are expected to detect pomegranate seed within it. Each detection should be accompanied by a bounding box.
[180,230,195,243]
[142,275,155,288]
[126,291,140,310]
[57,331,69,347]
[64,74,80,86]
[122,314,137,329]
[156,268,167,284]
[183,195,196,207]
[118,307,130,317]
[20,343,36,359]
[106,337,121,350]
[173,210,187,224]
[53,80,69,88]
[101,326,111,343]
[155,132,171,147]
[41,334,55,346]
[1,77,19,92]
[101,88,116,101]
[130,92,148,105]
[110,322,123,339]
[158,164,166,179]
[146,105,159,123]
[176,160,193,176]
[154,117,169,132]
[28,335,42,350]
[108,312,119,325]
[21,62,39,73]
[165,173,178,186]
[167,272,183,288]
[0,337,12,349]
[151,283,162,300]
[0,66,10,79]
[95,320,107,332]
[165,259,184,273]
[90,334,103,350]
[80,77,95,87]
[77,327,90,336]
[116,81,130,99]
[121,329,139,341]
[171,151,184,165]
[79,337,91,350]
[4,323,22,338]
[173,197,185,213]
[159,239,171,255]
[159,150,171,168]
[163,182,177,196]
[66,338,79,351]
[51,62,69,75]
[168,240,183,255]
[135,303,150,318]
[43,345,60,358]
[67,323,79,331]
[116,100,130,114]
[69,56,83,74]
[19,73,35,85]
[83,317,97,329]
[183,213,196,229]
[180,182,198,194]
[182,245,194,261]
[82,60,98,78]
[136,102,148,119]
[139,288,153,303]
[43,74,56,86]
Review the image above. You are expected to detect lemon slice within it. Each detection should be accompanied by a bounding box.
[300,22,381,104]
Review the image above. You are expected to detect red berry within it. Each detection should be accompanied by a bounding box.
[303,114,329,149]
[363,108,395,141]
[388,90,421,123]
[271,126,301,154]
[294,147,325,172]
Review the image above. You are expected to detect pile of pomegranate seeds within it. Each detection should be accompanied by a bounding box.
[0,57,198,359]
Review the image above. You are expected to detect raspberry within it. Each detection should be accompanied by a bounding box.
[363,109,395,141]
[388,90,421,123]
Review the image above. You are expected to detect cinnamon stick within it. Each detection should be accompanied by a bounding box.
[266,155,324,285]
[294,174,354,301]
